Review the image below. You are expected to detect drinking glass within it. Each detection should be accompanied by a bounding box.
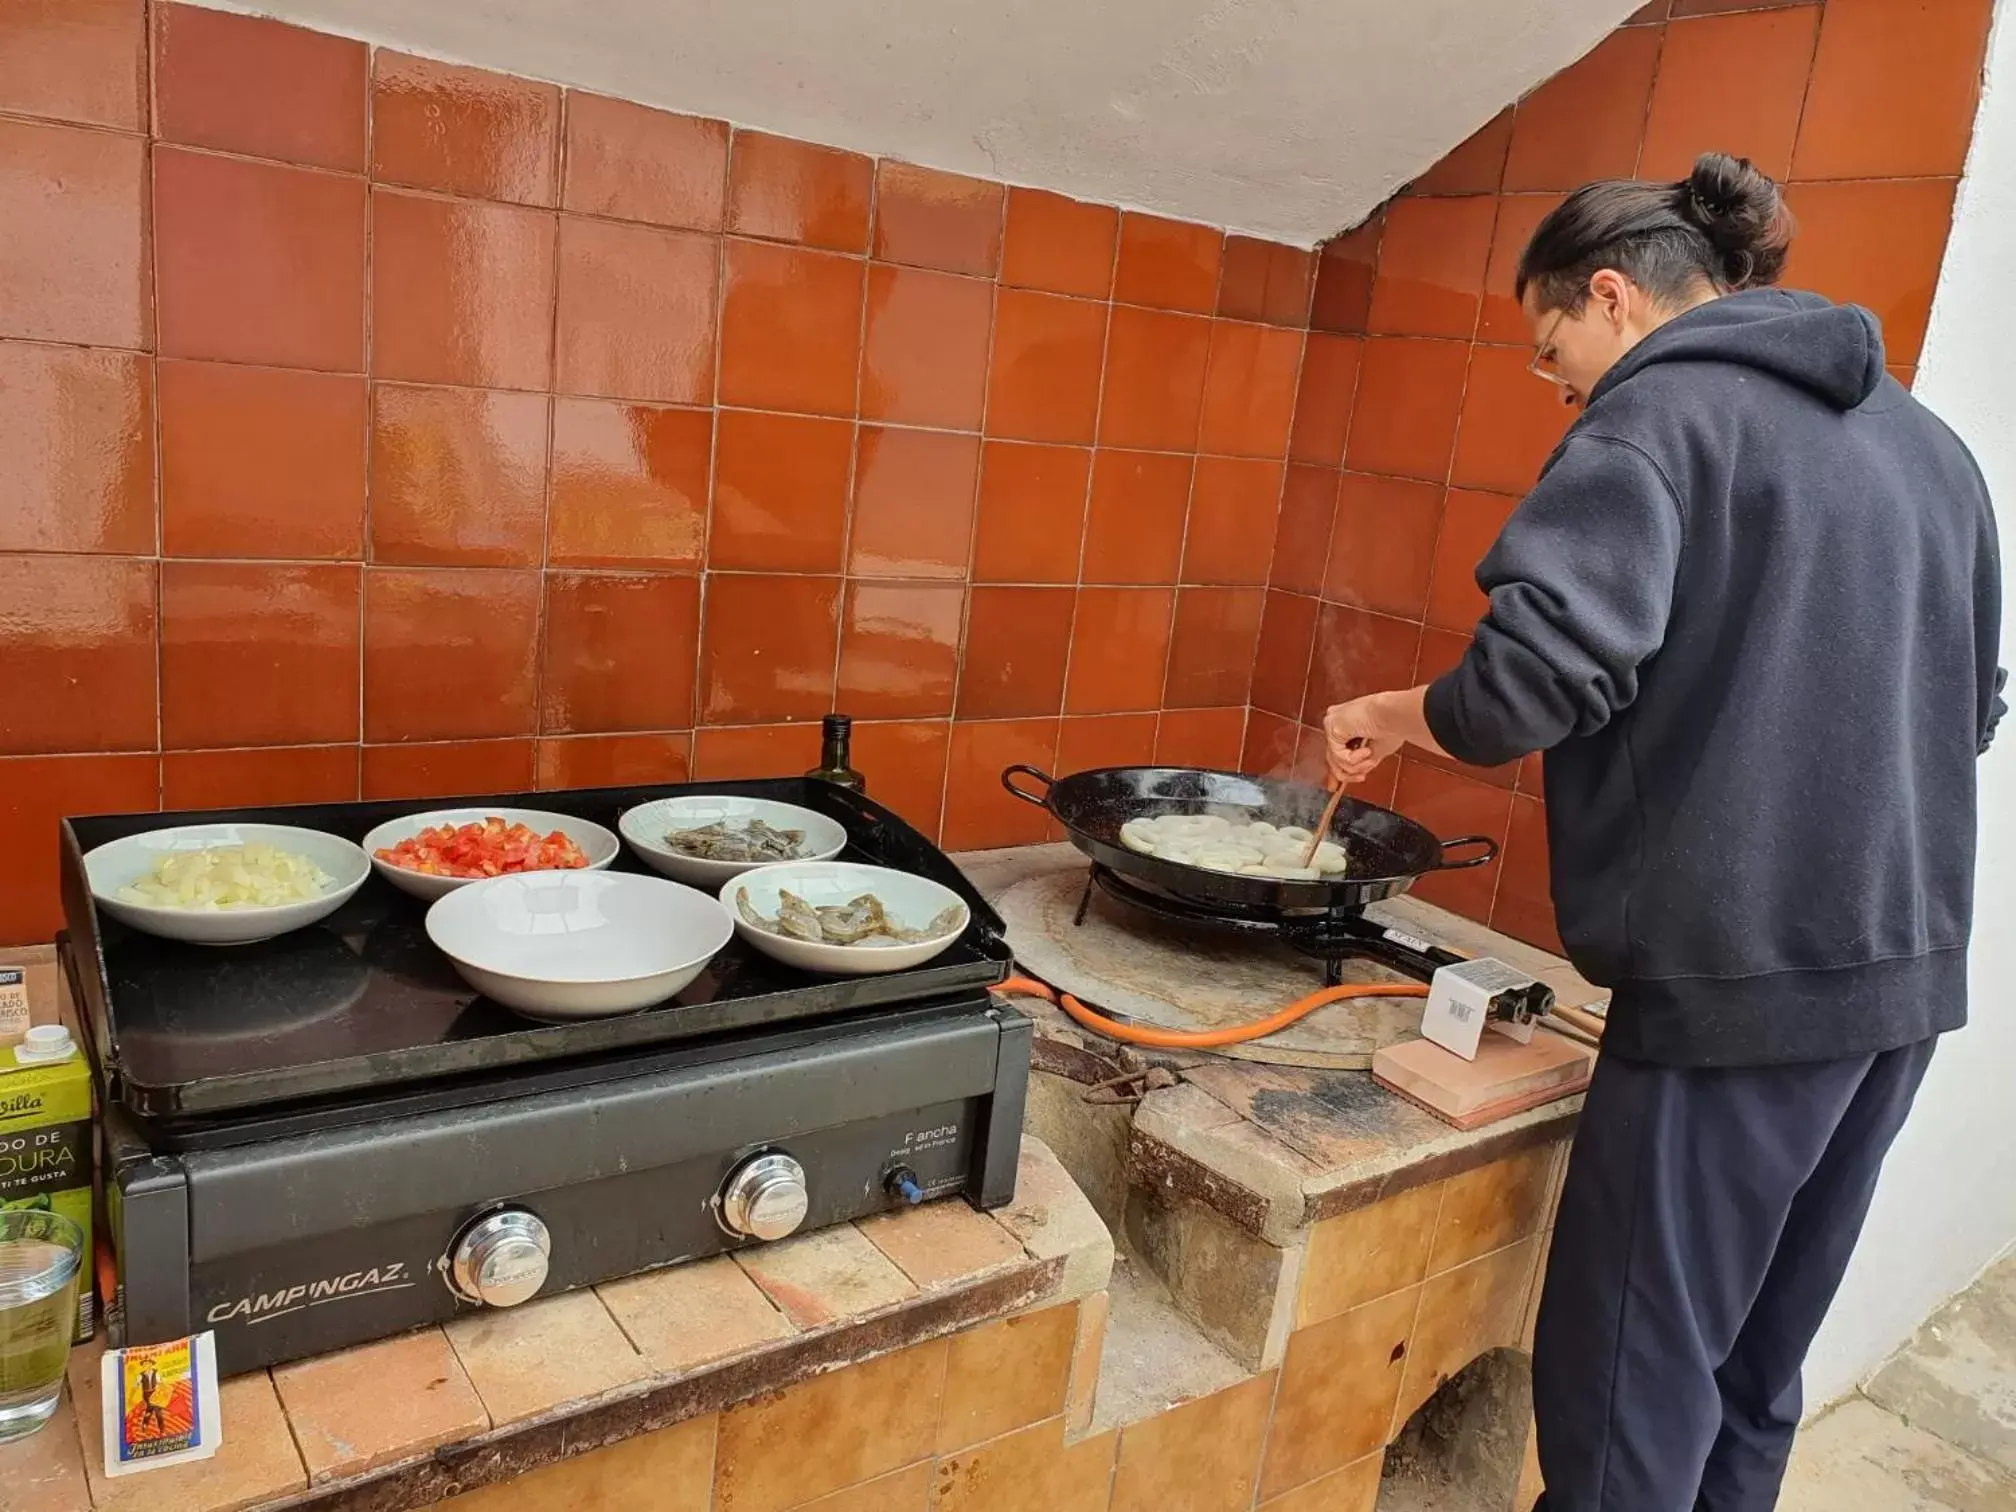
[0,1209,83,1443]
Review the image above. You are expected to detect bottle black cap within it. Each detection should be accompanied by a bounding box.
[822,714,851,739]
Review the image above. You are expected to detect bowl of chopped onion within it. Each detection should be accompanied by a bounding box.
[361,808,621,902]
[84,823,371,945]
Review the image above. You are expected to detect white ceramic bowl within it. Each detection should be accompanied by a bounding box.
[84,823,370,946]
[426,870,734,1019]
[362,808,620,901]
[620,795,848,886]
[720,861,970,976]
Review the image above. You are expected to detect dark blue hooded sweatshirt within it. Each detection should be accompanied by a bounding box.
[1424,288,2003,1068]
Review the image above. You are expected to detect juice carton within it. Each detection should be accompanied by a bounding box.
[1,1025,95,1344]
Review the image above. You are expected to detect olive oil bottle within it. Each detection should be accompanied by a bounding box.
[806,714,866,794]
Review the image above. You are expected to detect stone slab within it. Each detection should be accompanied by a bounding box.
[1867,1252,2016,1475]
[1781,1396,2016,1511]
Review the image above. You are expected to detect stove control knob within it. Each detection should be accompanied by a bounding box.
[720,1153,809,1241]
[449,1209,551,1308]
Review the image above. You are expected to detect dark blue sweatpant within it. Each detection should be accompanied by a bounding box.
[1531,1038,1937,1512]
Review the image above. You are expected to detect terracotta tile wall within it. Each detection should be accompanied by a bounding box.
[1254,0,1994,951]
[0,0,1322,943]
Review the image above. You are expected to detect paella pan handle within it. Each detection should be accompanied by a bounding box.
[1432,835,1499,871]
[1001,764,1057,810]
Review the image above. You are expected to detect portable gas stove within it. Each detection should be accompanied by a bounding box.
[59,780,1028,1377]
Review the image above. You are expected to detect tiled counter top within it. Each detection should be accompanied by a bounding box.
[2,1138,1112,1512]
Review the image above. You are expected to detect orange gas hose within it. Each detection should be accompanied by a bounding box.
[994,973,1429,1051]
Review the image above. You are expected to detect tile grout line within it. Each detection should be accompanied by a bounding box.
[690,101,736,783]
[144,0,166,811]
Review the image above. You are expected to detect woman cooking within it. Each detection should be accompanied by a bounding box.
[1321,152,2004,1511]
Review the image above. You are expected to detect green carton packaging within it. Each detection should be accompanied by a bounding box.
[0,1029,94,1344]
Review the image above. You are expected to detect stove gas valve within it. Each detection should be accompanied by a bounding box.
[719,1152,810,1241]
[447,1208,551,1308]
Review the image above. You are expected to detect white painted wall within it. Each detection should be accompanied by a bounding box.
[198,0,1631,245]
[1804,0,2016,1407]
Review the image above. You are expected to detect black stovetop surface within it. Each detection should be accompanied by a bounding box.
[60,778,1011,1120]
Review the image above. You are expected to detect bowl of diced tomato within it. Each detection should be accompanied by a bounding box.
[362,808,621,902]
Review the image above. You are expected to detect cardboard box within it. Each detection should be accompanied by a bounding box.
[0,945,69,1050]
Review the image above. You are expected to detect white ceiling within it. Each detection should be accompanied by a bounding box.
[194,0,1638,246]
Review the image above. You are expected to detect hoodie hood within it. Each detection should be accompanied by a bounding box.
[1591,287,1887,412]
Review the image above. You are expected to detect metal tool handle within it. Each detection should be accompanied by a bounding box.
[1432,834,1499,871]
[1000,765,1057,809]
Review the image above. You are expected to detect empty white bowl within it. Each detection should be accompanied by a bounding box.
[84,823,370,946]
[362,808,620,902]
[619,795,848,887]
[720,861,970,976]
[426,870,734,1019]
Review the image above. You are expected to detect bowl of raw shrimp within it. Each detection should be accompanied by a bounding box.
[719,861,970,975]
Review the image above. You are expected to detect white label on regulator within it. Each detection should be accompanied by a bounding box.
[1381,927,1435,956]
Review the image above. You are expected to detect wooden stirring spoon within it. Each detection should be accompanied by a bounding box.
[1301,738,1366,869]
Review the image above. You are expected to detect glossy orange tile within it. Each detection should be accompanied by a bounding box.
[851,720,951,839]
[1198,321,1301,458]
[1343,337,1469,483]
[563,92,727,231]
[957,587,1073,719]
[1098,306,1212,452]
[556,216,716,404]
[718,239,865,416]
[362,739,535,801]
[698,574,840,724]
[547,397,710,570]
[368,384,548,567]
[1000,188,1117,299]
[0,555,155,755]
[862,264,992,429]
[154,4,364,171]
[1519,750,1544,795]
[1413,627,1519,791]
[973,442,1091,584]
[0,117,147,348]
[1183,457,1284,585]
[1165,586,1265,708]
[362,568,541,742]
[159,360,362,560]
[1493,794,1562,952]
[1269,466,1339,597]
[1631,0,1673,17]
[1252,589,1318,719]
[159,562,360,749]
[0,754,157,944]
[1065,587,1175,714]
[1304,603,1422,724]
[690,722,822,781]
[534,732,691,791]
[1794,0,1992,180]
[540,572,700,734]
[850,427,981,579]
[1289,334,1361,467]
[372,53,558,205]
[1426,488,1519,633]
[1410,108,1514,196]
[1395,760,1512,920]
[162,746,359,809]
[0,0,144,130]
[873,161,1004,277]
[986,289,1106,445]
[836,581,964,718]
[1114,212,1223,314]
[1,343,153,554]
[1368,196,1496,340]
[1477,194,1562,344]
[1081,449,1192,585]
[1784,179,1956,368]
[708,409,853,572]
[370,188,554,389]
[1325,472,1444,620]
[726,131,872,253]
[1217,237,1314,326]
[1451,344,1576,495]
[1156,706,1247,769]
[1639,7,1819,181]
[942,718,1059,851]
[1502,27,1663,191]
[1242,707,1300,778]
[1309,214,1382,336]
[1057,712,1158,774]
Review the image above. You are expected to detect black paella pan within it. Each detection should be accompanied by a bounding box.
[1001,765,1496,912]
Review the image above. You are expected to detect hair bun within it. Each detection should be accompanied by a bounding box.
[1678,152,1793,289]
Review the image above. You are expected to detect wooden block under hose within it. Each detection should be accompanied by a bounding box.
[1372,1029,1595,1128]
